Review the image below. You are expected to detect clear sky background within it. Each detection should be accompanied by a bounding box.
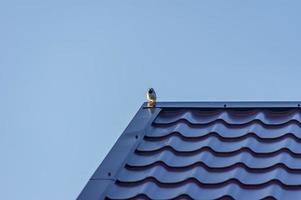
[1,1,301,199]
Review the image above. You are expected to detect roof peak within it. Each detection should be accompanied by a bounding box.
[143,101,301,108]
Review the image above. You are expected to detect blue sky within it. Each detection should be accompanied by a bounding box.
[1,1,301,199]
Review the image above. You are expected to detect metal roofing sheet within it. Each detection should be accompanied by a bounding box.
[78,102,301,200]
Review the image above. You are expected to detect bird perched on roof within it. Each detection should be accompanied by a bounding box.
[147,88,156,107]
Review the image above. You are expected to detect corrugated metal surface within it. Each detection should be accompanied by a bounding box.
[104,108,301,199]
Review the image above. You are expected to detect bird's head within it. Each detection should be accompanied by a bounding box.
[148,88,154,94]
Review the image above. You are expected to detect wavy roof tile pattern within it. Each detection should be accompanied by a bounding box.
[78,102,301,200]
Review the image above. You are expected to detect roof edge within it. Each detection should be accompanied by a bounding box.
[143,101,301,108]
[77,104,162,200]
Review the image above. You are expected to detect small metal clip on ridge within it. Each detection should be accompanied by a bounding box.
[146,88,156,107]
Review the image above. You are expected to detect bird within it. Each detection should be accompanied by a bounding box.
[146,88,156,107]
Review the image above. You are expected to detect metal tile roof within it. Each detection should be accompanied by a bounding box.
[78,102,301,200]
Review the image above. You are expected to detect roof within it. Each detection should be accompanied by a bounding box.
[78,101,301,200]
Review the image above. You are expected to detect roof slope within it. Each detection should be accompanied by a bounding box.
[78,102,301,200]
